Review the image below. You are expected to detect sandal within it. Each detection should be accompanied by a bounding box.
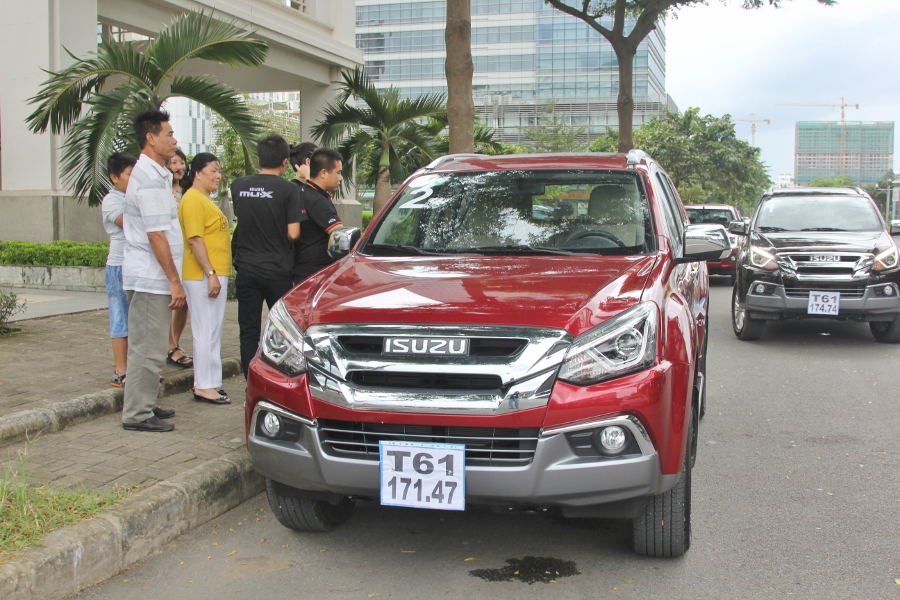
[167,346,193,368]
[111,373,126,388]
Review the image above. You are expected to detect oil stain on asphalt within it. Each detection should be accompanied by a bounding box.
[469,556,580,584]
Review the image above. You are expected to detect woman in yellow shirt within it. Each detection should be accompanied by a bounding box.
[178,153,232,404]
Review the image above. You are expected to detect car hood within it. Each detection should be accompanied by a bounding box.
[756,231,893,253]
[284,254,657,337]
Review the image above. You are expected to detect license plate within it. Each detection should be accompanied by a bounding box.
[808,291,840,315]
[383,337,469,356]
[379,441,465,511]
[810,254,839,262]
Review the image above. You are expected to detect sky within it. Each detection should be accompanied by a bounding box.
[665,0,900,180]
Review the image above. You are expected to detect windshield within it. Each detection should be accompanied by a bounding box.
[364,170,654,256]
[755,195,882,232]
[685,207,736,227]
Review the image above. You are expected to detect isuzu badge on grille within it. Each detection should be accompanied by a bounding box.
[383,337,469,355]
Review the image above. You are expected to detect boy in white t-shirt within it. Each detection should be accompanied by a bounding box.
[101,152,137,388]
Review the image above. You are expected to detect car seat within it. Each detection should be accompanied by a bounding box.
[587,184,645,247]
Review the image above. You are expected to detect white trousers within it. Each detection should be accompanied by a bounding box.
[184,276,228,389]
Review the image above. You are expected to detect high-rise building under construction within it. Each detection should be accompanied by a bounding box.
[794,121,894,186]
[355,0,677,143]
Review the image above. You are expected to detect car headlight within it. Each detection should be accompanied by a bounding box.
[558,302,657,385]
[874,246,899,271]
[260,300,308,376]
[728,234,740,249]
[748,246,777,270]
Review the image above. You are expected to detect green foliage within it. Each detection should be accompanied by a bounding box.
[483,142,529,156]
[0,461,129,561]
[809,175,854,187]
[26,11,268,206]
[362,211,374,230]
[311,67,448,209]
[862,171,897,213]
[588,127,620,153]
[590,108,771,213]
[0,288,27,333]
[213,101,305,196]
[0,241,109,267]
[519,103,589,153]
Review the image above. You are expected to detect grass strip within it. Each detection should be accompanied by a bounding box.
[0,463,130,563]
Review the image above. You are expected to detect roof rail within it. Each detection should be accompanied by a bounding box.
[626,149,650,169]
[422,154,482,172]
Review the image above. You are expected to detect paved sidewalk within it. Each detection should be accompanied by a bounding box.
[5,288,109,322]
[1,376,247,493]
[0,302,241,415]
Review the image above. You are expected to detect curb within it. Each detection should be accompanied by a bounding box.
[0,357,242,449]
[0,448,264,600]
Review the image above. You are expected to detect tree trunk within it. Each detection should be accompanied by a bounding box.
[373,150,392,215]
[445,0,475,154]
[612,41,636,153]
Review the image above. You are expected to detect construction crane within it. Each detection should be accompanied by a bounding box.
[735,113,770,146]
[777,97,860,175]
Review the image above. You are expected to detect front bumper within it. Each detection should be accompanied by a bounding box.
[745,282,900,320]
[707,249,738,274]
[247,402,675,510]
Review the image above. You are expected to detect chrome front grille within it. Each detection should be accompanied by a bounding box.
[303,324,571,415]
[345,371,503,391]
[318,419,540,467]
[339,335,527,357]
[784,282,866,299]
[778,252,871,281]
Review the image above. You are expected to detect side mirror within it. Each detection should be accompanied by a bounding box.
[678,224,731,263]
[327,226,361,260]
[891,221,900,236]
[729,220,749,235]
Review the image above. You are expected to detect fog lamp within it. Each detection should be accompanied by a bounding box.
[596,426,627,453]
[885,286,895,296]
[754,283,766,294]
[261,412,282,438]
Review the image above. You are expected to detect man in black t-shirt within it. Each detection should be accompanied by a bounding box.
[293,148,344,284]
[231,135,306,377]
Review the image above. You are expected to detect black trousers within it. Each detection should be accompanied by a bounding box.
[235,269,294,378]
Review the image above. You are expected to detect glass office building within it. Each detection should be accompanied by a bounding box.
[795,121,894,185]
[356,0,675,143]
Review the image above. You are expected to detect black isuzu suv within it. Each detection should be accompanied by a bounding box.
[730,187,900,342]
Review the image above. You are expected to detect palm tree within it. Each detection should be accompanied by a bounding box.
[311,67,447,214]
[27,11,268,206]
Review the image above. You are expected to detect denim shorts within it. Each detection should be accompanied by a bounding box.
[105,265,129,338]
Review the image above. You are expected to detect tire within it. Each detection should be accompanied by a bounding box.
[731,286,765,341]
[869,319,900,343]
[729,273,736,287]
[632,421,693,557]
[265,479,354,532]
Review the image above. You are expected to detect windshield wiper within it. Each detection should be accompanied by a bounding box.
[758,226,787,232]
[801,227,846,232]
[457,245,575,256]
[366,244,447,256]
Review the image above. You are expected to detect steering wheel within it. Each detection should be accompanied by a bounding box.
[566,230,626,248]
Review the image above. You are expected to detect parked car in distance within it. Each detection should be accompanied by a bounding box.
[730,187,900,342]
[685,204,743,284]
[245,150,730,557]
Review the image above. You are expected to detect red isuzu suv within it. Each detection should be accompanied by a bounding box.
[245,151,729,557]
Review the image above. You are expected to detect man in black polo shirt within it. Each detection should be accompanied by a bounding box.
[293,148,345,285]
[231,135,306,377]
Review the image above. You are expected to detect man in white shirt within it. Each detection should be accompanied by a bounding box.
[121,109,185,432]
